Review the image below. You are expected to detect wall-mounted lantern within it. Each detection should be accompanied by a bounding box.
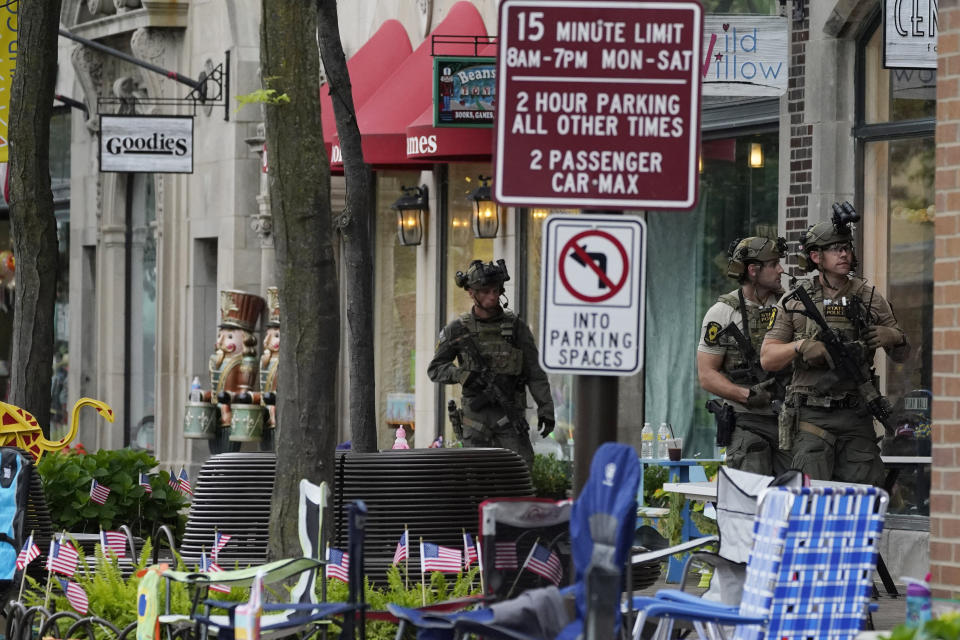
[531,208,549,220]
[468,175,499,239]
[749,142,764,168]
[391,185,428,246]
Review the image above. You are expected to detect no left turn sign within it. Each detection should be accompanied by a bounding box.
[540,215,646,375]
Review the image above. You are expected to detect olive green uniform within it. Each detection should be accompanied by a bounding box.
[699,290,792,475]
[428,308,554,468]
[765,276,909,484]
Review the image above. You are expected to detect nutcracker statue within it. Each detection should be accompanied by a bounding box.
[258,286,280,450]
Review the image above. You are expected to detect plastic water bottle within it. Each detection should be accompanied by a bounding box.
[656,422,674,459]
[904,573,932,628]
[640,423,654,459]
[189,376,202,402]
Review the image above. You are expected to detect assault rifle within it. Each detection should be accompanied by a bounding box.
[716,322,785,414]
[782,285,894,435]
[451,333,529,435]
[448,400,464,440]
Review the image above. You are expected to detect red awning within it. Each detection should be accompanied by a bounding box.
[321,19,413,155]
[331,1,488,168]
[405,106,492,161]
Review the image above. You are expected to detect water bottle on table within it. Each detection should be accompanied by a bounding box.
[657,422,674,459]
[640,422,654,459]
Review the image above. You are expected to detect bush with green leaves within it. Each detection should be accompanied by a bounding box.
[531,453,572,499]
[37,448,188,539]
[885,612,960,640]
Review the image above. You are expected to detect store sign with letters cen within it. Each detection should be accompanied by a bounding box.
[434,56,496,127]
[99,115,194,173]
[884,0,938,69]
[702,15,787,97]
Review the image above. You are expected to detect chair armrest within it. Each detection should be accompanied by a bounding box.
[631,536,718,564]
[633,598,765,627]
[649,590,737,610]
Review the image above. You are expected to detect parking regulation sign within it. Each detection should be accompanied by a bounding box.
[540,215,646,375]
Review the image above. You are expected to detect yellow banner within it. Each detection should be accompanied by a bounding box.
[0,2,18,163]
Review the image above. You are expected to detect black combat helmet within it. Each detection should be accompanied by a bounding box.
[726,236,788,279]
[455,259,511,291]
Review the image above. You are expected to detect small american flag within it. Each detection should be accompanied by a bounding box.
[494,541,518,570]
[463,532,478,568]
[326,547,349,583]
[213,532,231,560]
[168,472,179,491]
[523,543,563,586]
[428,435,443,448]
[392,530,408,565]
[89,479,111,505]
[178,468,194,496]
[16,535,40,571]
[139,473,153,494]
[59,578,89,615]
[46,539,79,576]
[420,542,461,574]
[200,551,231,594]
[100,530,127,558]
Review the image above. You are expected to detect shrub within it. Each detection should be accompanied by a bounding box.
[531,454,572,499]
[37,448,188,539]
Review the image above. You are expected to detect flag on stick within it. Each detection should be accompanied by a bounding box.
[522,543,563,586]
[139,473,153,494]
[420,542,462,574]
[89,479,111,505]
[463,531,478,568]
[200,551,231,594]
[392,530,408,566]
[326,547,349,583]
[178,468,194,496]
[58,578,88,615]
[16,535,40,571]
[168,472,179,491]
[100,530,127,558]
[213,531,232,560]
[46,538,79,576]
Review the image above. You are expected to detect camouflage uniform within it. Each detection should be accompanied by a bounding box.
[428,261,554,468]
[765,219,909,484]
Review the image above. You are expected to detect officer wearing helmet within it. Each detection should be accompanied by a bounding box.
[697,236,792,475]
[761,204,910,484]
[428,259,555,469]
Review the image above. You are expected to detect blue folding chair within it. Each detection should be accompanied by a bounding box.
[389,442,641,640]
[631,485,888,640]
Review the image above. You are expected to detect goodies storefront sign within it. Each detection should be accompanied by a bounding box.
[99,115,194,173]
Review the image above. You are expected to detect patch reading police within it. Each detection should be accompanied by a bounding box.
[765,307,778,330]
[824,304,846,318]
[758,307,775,329]
[704,321,722,346]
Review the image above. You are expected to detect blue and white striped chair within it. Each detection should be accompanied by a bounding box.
[632,485,888,640]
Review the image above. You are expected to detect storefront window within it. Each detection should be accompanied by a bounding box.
[441,163,494,441]
[859,21,934,516]
[375,171,420,448]
[863,27,936,124]
[50,108,71,438]
[647,131,779,457]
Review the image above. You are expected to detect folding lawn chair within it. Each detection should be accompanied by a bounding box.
[632,485,888,640]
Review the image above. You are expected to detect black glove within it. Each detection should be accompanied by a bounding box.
[537,417,555,438]
[797,339,834,368]
[746,384,772,409]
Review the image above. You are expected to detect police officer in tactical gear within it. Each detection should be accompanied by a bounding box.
[698,236,792,475]
[428,260,555,469]
[761,207,910,484]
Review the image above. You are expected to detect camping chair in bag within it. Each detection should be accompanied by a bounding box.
[389,442,642,640]
[632,485,888,640]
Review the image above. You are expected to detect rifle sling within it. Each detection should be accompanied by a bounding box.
[798,421,837,447]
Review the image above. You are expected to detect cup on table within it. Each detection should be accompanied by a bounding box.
[667,438,683,461]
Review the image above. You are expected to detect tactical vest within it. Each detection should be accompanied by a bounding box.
[790,277,876,398]
[717,291,776,377]
[457,310,524,378]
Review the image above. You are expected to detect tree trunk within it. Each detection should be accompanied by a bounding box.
[317,0,377,453]
[261,0,340,560]
[8,0,62,434]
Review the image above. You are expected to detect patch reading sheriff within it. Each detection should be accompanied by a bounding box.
[704,321,722,346]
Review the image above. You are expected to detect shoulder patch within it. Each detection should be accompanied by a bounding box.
[766,307,778,330]
[704,321,722,346]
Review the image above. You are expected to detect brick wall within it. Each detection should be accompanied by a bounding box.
[932,1,960,599]
[785,2,810,275]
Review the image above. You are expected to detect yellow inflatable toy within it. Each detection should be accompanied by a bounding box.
[0,397,114,460]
